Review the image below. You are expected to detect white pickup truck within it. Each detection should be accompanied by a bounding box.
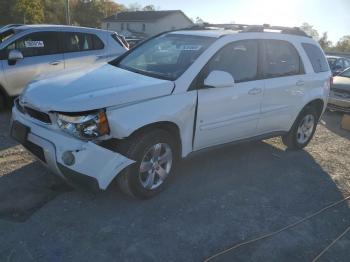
[11,25,331,199]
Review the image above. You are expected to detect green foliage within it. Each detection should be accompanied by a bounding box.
[43,0,67,24]
[335,36,350,53]
[72,0,104,28]
[14,0,45,23]
[300,22,319,40]
[319,32,333,51]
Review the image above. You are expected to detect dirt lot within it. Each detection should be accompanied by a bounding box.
[0,110,349,261]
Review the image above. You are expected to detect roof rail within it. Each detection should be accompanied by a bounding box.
[183,23,311,38]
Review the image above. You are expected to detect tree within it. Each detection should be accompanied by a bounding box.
[0,0,14,24]
[143,5,156,11]
[126,2,142,11]
[194,17,205,24]
[101,0,124,17]
[300,22,319,40]
[335,36,350,53]
[14,0,45,24]
[72,0,104,28]
[43,0,67,24]
[319,32,333,51]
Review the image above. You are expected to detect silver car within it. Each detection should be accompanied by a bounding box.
[328,67,350,112]
[0,25,128,110]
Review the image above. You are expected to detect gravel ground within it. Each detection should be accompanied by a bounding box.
[0,110,349,261]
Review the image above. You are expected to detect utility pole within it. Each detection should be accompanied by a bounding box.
[65,0,71,25]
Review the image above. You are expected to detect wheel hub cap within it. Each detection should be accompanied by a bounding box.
[139,143,173,190]
[297,114,315,144]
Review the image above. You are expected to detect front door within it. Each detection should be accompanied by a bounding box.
[2,31,64,96]
[194,40,264,150]
[2,32,64,95]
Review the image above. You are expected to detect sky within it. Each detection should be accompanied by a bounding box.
[115,0,350,43]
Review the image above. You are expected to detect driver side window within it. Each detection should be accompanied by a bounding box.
[206,40,259,83]
[5,32,59,58]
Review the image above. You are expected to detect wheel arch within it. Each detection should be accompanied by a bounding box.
[304,98,325,120]
[127,121,182,158]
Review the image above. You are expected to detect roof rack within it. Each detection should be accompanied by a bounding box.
[184,23,310,38]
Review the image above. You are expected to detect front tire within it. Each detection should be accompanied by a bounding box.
[117,129,177,199]
[282,106,318,150]
[0,93,6,112]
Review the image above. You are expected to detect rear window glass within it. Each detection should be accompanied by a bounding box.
[302,43,329,73]
[64,32,104,53]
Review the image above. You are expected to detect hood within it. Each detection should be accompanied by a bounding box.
[21,63,175,112]
[332,76,350,93]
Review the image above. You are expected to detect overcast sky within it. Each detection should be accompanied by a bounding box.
[115,0,350,43]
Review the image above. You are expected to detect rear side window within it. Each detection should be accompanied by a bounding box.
[5,32,59,57]
[92,35,104,50]
[64,32,104,53]
[263,40,303,78]
[302,43,329,73]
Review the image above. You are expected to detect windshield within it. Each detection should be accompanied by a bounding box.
[339,68,350,78]
[113,33,215,80]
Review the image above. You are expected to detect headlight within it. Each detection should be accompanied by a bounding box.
[57,110,110,139]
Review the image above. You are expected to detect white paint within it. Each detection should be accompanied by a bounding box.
[11,30,331,190]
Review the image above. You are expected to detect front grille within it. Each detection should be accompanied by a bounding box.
[23,141,46,163]
[332,88,350,98]
[24,107,51,124]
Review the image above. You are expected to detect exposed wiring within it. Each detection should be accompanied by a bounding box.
[312,225,350,262]
[204,195,350,262]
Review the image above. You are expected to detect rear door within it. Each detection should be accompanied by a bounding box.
[258,39,306,133]
[194,40,264,150]
[1,31,64,96]
[62,32,105,69]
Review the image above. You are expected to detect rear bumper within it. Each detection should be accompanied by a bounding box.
[11,106,134,190]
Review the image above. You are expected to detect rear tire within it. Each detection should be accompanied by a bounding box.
[0,93,6,112]
[282,106,318,150]
[116,129,178,199]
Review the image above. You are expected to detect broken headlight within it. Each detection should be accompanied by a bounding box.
[57,110,110,139]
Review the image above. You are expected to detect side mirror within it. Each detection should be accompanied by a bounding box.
[204,70,235,89]
[8,50,23,65]
[335,65,342,70]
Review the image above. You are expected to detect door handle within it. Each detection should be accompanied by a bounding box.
[296,80,305,86]
[49,61,62,66]
[248,88,262,95]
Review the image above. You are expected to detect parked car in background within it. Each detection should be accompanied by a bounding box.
[328,67,350,112]
[10,25,331,199]
[125,37,143,48]
[0,25,128,110]
[327,55,350,76]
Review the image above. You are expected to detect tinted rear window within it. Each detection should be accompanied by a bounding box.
[302,43,329,73]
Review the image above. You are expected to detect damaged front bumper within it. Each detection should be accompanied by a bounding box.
[10,106,135,191]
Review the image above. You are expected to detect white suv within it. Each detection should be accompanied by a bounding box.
[10,25,331,199]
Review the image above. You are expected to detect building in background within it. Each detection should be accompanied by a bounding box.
[101,10,193,40]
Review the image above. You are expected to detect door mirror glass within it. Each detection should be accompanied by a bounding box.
[204,70,235,88]
[8,49,23,62]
